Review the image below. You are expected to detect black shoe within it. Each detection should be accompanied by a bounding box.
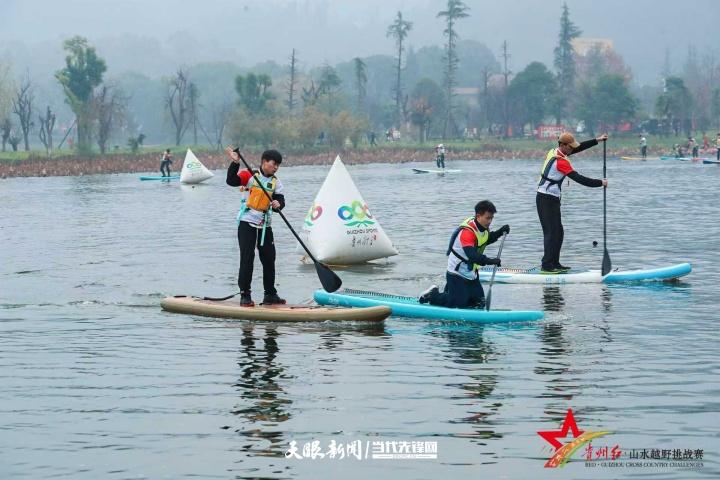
[262,293,286,305]
[540,267,562,274]
[556,264,571,271]
[469,300,486,309]
[240,292,254,307]
[419,285,439,304]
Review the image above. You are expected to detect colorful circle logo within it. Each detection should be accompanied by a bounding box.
[304,203,323,227]
[337,200,375,227]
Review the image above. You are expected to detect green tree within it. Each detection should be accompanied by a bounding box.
[507,62,557,133]
[353,57,367,113]
[409,78,445,142]
[656,76,693,136]
[326,111,368,148]
[127,133,145,153]
[228,107,274,148]
[576,74,636,135]
[55,36,107,153]
[711,87,720,130]
[235,73,274,114]
[296,106,328,147]
[437,0,470,139]
[386,11,413,127]
[553,2,581,123]
[316,64,343,115]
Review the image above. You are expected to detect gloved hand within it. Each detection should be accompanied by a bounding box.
[487,257,501,267]
[497,224,510,235]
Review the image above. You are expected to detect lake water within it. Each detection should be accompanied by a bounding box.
[1,156,718,479]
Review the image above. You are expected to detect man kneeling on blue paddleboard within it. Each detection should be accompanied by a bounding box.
[226,147,287,306]
[537,132,608,273]
[419,200,509,309]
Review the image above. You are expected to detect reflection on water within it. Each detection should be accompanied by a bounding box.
[601,285,613,313]
[535,318,574,402]
[431,327,502,441]
[542,286,565,312]
[233,326,291,457]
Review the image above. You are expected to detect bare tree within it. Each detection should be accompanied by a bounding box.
[199,102,232,151]
[189,82,200,145]
[94,84,127,154]
[12,74,34,151]
[165,69,191,146]
[38,106,56,156]
[501,40,512,137]
[0,62,12,151]
[286,49,299,113]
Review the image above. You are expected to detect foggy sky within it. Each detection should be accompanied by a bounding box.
[1,0,718,84]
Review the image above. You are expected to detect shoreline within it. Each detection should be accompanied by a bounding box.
[0,146,663,179]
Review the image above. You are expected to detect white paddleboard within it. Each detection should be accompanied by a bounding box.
[477,263,691,284]
[412,168,462,174]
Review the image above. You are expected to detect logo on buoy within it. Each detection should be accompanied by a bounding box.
[304,202,323,227]
[337,200,375,227]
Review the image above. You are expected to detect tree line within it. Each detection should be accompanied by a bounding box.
[1,1,719,157]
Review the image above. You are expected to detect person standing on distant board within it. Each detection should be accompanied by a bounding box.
[536,132,608,274]
[716,133,720,161]
[160,149,173,177]
[436,144,446,169]
[639,134,647,159]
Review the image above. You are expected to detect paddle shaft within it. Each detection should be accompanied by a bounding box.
[601,139,612,276]
[485,232,507,311]
[233,149,322,264]
[603,140,606,248]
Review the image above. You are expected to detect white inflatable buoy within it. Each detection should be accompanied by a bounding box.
[180,149,214,184]
[298,155,398,264]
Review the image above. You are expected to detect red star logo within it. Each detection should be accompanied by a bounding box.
[537,408,584,451]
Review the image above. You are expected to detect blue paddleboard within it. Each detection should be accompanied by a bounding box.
[314,289,543,323]
[140,175,180,181]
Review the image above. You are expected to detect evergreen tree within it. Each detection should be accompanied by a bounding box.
[553,2,581,124]
[387,11,413,127]
[437,0,470,139]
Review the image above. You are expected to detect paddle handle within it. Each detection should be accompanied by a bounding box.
[233,149,321,265]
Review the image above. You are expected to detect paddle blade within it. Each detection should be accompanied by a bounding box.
[315,261,342,292]
[601,249,612,276]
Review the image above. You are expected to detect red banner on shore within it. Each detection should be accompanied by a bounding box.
[536,125,566,140]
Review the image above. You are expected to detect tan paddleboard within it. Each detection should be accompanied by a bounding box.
[161,295,390,322]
